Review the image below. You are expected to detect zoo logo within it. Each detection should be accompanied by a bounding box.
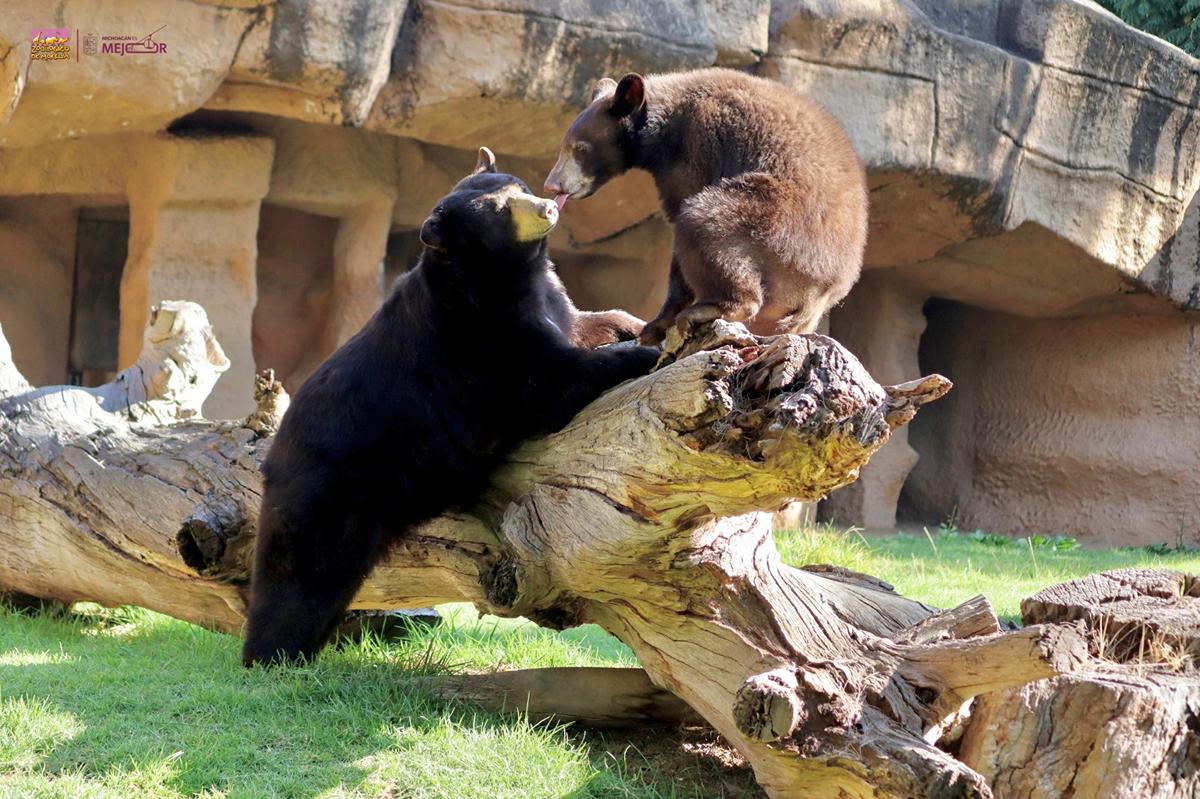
[84,25,167,57]
[31,28,71,62]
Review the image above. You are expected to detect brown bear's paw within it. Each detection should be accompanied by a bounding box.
[673,303,726,335]
[639,316,673,346]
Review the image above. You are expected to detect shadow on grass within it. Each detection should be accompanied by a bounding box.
[563,727,766,799]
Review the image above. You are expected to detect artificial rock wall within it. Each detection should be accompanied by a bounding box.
[1,0,1198,545]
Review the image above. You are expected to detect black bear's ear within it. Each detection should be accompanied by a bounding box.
[610,73,645,118]
[419,214,445,250]
[472,146,497,175]
[591,77,617,103]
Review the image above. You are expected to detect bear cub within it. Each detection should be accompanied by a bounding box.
[545,68,868,344]
[242,148,660,666]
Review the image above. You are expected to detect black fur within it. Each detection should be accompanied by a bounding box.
[242,170,659,666]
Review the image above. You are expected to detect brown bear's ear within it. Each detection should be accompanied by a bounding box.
[591,77,617,103]
[610,73,645,118]
[472,146,497,175]
[419,214,445,250]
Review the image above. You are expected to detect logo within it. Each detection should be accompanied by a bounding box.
[31,27,71,61]
[83,32,97,56]
[96,25,167,56]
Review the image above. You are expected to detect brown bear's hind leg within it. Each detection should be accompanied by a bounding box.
[640,256,694,345]
[672,241,764,336]
[773,283,850,334]
[664,179,777,336]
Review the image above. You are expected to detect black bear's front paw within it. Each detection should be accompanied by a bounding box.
[622,344,662,380]
[601,341,661,379]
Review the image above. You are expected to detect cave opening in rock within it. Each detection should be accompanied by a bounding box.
[69,206,129,387]
[252,204,339,395]
[0,196,129,389]
[896,297,969,532]
[898,296,1200,548]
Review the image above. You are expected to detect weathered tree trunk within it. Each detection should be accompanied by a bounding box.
[1,302,1097,798]
[959,570,1200,799]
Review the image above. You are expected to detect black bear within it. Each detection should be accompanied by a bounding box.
[544,68,868,345]
[242,148,660,666]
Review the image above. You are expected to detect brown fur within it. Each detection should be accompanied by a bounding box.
[545,68,868,343]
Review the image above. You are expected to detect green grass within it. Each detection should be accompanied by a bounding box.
[0,529,1197,798]
[777,525,1200,622]
[0,607,716,799]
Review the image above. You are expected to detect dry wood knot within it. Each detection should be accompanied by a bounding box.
[243,369,290,437]
[483,558,524,611]
[733,668,805,742]
[481,558,571,626]
[177,495,247,574]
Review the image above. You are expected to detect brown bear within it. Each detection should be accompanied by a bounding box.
[242,148,660,666]
[544,68,868,344]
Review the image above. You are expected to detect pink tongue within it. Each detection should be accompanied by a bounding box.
[554,193,569,212]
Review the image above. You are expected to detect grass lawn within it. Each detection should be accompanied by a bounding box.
[0,528,1196,799]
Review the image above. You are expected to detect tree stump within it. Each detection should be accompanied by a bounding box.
[959,569,1200,799]
[0,302,1103,798]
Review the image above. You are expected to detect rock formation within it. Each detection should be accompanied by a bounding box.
[0,0,1197,544]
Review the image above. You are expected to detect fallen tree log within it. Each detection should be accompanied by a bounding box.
[1,301,1097,798]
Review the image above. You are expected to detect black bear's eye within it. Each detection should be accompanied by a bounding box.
[573,141,592,154]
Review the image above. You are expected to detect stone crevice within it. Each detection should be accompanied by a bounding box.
[1040,60,1200,113]
[992,121,1182,203]
[421,0,715,56]
[762,52,938,88]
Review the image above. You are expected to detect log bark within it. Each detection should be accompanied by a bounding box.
[959,569,1200,799]
[960,673,1200,799]
[0,303,1095,798]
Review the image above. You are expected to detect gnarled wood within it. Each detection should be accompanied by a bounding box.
[0,303,1097,798]
[894,594,1001,645]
